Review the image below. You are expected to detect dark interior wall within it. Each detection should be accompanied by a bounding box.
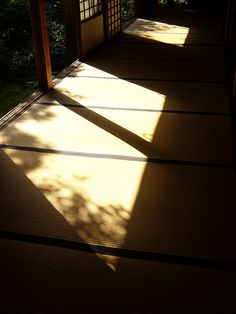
[225,0,236,97]
[134,0,227,16]
[134,0,145,17]
[190,0,223,10]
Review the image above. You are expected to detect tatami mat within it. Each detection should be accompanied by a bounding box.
[122,18,223,45]
[1,238,235,313]
[126,80,230,113]
[0,100,233,164]
[1,149,235,263]
[117,32,224,46]
[67,106,234,164]
[140,15,223,31]
[0,10,235,314]
[54,75,230,113]
[86,58,227,82]
[92,42,225,61]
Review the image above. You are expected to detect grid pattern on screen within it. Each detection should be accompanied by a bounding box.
[107,0,121,37]
[80,0,102,22]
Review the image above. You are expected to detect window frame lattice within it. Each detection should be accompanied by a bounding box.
[80,0,102,23]
[107,0,121,37]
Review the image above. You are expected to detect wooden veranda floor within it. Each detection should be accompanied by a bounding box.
[0,7,235,313]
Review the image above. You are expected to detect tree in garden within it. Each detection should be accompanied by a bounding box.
[0,0,66,81]
[0,0,136,82]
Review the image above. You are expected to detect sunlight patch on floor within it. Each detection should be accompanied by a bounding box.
[68,62,117,78]
[88,108,162,142]
[124,19,190,46]
[0,62,167,270]
[54,72,166,111]
[4,149,147,270]
[0,104,147,158]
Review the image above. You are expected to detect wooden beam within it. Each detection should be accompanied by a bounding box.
[61,0,82,61]
[102,0,108,41]
[29,0,53,91]
[74,0,83,60]
[225,0,233,42]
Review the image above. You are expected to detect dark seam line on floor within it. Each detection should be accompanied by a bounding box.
[111,40,224,46]
[122,36,224,39]
[122,32,223,35]
[86,58,226,64]
[117,34,224,37]
[1,144,234,170]
[128,78,228,84]
[35,102,231,117]
[0,230,235,271]
[68,75,227,84]
[113,41,224,47]
[89,57,225,63]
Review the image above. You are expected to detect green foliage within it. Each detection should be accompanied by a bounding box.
[0,0,33,79]
[0,81,33,118]
[0,39,8,80]
[159,0,189,5]
[45,0,66,72]
[0,0,66,115]
[0,0,66,81]
[121,0,135,22]
[0,0,143,81]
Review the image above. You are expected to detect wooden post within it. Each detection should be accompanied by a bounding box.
[74,0,83,60]
[61,0,83,61]
[102,0,109,41]
[29,0,53,91]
